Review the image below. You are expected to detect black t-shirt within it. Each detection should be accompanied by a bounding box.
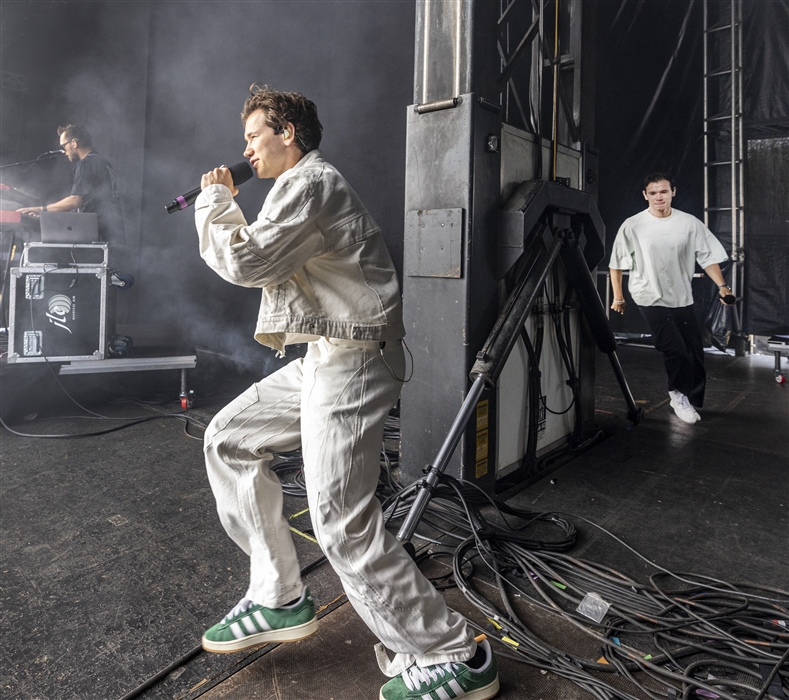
[71,152,125,245]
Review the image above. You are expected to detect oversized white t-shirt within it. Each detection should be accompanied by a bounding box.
[609,208,728,308]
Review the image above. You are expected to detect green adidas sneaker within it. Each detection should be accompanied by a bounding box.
[202,587,318,653]
[379,636,500,700]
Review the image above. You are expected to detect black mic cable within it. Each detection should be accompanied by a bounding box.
[165,161,253,214]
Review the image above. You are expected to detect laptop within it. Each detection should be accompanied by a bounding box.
[39,211,99,244]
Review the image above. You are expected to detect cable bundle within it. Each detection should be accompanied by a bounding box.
[270,451,307,496]
[379,468,788,700]
[449,519,789,699]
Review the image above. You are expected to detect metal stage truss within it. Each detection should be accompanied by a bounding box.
[703,0,745,345]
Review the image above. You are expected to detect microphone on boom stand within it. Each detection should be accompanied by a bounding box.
[0,149,64,170]
[165,161,254,214]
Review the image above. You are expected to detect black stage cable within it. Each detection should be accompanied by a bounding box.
[540,271,577,418]
[558,510,789,605]
[755,647,789,700]
[0,412,199,439]
[117,645,203,700]
[0,378,209,439]
[449,542,787,700]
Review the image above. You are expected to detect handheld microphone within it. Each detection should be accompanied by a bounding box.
[165,161,254,214]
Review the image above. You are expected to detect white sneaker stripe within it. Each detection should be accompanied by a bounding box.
[421,694,433,700]
[252,609,271,631]
[436,686,453,700]
[448,679,464,696]
[241,616,258,634]
[229,621,245,639]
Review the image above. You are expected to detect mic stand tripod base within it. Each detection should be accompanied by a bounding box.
[396,377,487,550]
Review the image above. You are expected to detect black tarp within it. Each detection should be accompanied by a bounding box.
[742,1,789,334]
[596,0,705,235]
[745,137,789,335]
[743,0,789,139]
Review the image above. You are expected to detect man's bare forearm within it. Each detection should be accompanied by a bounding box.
[703,263,727,289]
[17,195,83,217]
[609,268,626,314]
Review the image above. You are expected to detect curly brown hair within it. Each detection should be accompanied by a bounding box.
[241,84,322,154]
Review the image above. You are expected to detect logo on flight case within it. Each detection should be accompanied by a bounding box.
[46,294,74,334]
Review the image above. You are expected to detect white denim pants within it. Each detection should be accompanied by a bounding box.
[203,337,475,666]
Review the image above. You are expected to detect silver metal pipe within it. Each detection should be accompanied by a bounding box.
[703,0,710,228]
[551,0,559,180]
[453,0,462,98]
[420,0,431,105]
[730,0,737,294]
[415,96,462,114]
[736,0,745,304]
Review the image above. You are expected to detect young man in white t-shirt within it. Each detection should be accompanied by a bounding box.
[609,173,734,424]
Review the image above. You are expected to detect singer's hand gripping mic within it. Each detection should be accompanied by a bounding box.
[166,161,254,214]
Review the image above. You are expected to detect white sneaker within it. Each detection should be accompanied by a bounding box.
[669,391,700,424]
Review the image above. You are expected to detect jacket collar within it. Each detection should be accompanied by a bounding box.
[288,148,323,174]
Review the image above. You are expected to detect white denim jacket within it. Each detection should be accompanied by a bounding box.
[195,150,405,354]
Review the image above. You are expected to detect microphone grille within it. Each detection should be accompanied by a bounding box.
[228,161,254,186]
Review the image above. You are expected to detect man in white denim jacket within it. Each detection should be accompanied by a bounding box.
[194,85,499,700]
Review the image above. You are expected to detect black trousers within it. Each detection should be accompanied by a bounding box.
[638,304,706,407]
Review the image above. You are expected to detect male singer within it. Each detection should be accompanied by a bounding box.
[194,84,499,700]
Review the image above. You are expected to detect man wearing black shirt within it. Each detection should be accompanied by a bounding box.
[18,124,125,245]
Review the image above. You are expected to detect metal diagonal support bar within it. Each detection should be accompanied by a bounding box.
[549,54,580,144]
[497,17,540,88]
[558,239,642,423]
[471,228,563,387]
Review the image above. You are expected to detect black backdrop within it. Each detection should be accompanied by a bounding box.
[595,0,705,237]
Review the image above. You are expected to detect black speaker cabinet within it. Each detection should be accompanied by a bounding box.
[8,264,110,363]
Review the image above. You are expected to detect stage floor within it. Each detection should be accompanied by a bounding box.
[1,345,786,699]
